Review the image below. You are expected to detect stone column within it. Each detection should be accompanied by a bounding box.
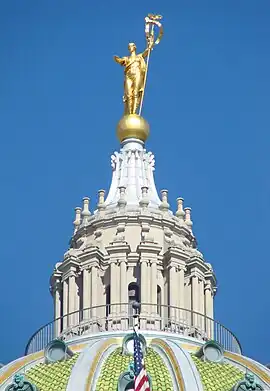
[120,260,127,310]
[137,242,161,328]
[169,264,177,323]
[151,260,157,313]
[120,259,128,328]
[178,266,185,322]
[68,273,77,326]
[63,279,69,329]
[166,247,188,327]
[198,278,205,331]
[91,266,98,319]
[106,243,131,327]
[83,268,90,320]
[110,261,118,315]
[192,275,199,328]
[140,259,148,328]
[54,281,62,337]
[140,260,148,303]
[205,282,214,338]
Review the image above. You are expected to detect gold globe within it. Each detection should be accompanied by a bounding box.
[117,114,150,143]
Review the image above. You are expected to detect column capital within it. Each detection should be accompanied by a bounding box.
[166,246,190,261]
[62,269,77,281]
[106,243,131,262]
[187,256,208,275]
[190,268,205,281]
[50,278,62,295]
[137,243,162,257]
[59,254,79,276]
[79,246,104,264]
[127,252,140,265]
[165,246,189,271]
[118,258,127,265]
[204,280,213,292]
[177,264,186,272]
[168,262,177,271]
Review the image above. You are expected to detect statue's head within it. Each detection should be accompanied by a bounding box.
[128,42,136,53]
[245,372,255,384]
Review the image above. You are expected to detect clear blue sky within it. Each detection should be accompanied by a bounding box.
[0,1,269,365]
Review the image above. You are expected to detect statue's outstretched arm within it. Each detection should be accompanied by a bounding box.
[114,55,126,65]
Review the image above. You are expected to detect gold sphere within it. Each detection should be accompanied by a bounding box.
[117,114,150,143]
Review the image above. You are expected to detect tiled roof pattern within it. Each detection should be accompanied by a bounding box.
[95,347,174,391]
[26,353,79,391]
[192,354,244,391]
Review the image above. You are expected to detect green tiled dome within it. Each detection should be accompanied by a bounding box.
[192,354,244,391]
[95,347,173,391]
[26,353,79,391]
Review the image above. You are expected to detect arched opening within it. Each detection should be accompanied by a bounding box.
[128,283,139,327]
[157,285,161,316]
[60,290,64,332]
[77,274,83,322]
[106,285,111,316]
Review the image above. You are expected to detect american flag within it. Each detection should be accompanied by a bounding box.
[133,330,150,391]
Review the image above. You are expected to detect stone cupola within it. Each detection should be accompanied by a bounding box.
[50,127,217,340]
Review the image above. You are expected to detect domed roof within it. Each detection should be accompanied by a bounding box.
[1,331,270,391]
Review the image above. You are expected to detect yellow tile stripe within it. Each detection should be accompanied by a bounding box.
[151,338,185,391]
[225,352,270,385]
[0,351,44,385]
[85,338,119,390]
[0,341,87,385]
[179,341,270,386]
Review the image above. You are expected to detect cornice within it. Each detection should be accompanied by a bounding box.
[72,212,195,244]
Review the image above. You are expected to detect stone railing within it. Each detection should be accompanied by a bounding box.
[25,303,242,355]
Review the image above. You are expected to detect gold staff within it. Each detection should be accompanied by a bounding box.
[139,14,163,116]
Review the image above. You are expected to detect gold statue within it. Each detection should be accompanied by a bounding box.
[114,14,163,116]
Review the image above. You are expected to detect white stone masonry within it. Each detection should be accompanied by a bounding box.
[105,139,161,209]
